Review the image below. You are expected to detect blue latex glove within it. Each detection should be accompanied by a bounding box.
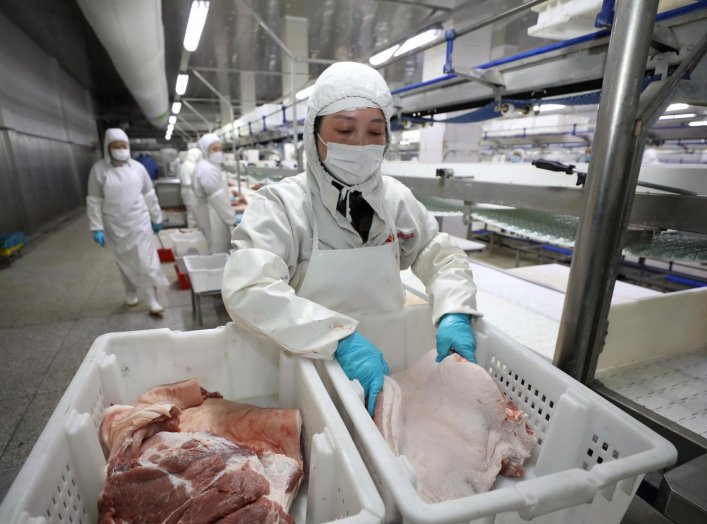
[92,230,105,247]
[335,331,390,416]
[152,222,161,234]
[436,313,477,364]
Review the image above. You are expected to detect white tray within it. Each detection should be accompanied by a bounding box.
[317,305,677,524]
[0,324,385,524]
[171,230,209,257]
[183,253,229,293]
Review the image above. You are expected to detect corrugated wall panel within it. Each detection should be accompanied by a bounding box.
[0,12,99,235]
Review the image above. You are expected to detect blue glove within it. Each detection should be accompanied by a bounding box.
[152,222,161,234]
[92,230,105,247]
[335,331,390,416]
[436,313,477,364]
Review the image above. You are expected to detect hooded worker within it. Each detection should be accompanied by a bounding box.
[192,133,236,253]
[221,62,480,415]
[178,147,202,228]
[86,128,168,316]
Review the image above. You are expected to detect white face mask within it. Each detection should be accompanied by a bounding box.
[318,134,385,186]
[209,151,224,165]
[110,148,130,162]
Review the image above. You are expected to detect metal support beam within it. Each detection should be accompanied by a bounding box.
[378,0,453,12]
[237,0,294,58]
[181,100,213,132]
[373,0,548,69]
[176,118,200,141]
[554,0,660,384]
[191,66,286,76]
[190,69,234,125]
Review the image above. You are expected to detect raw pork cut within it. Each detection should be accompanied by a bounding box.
[374,350,536,502]
[98,379,303,523]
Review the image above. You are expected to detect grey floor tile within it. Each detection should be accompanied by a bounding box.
[0,321,74,400]
[0,392,62,469]
[38,310,175,394]
[0,466,20,505]
[0,397,31,461]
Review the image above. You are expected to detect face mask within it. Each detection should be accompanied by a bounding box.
[110,148,130,162]
[209,151,224,165]
[318,135,385,186]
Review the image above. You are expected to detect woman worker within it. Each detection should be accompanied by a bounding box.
[192,133,236,253]
[87,128,168,316]
[222,62,480,415]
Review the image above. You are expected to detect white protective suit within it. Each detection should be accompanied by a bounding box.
[179,148,202,228]
[221,62,479,359]
[86,129,168,289]
[192,134,235,253]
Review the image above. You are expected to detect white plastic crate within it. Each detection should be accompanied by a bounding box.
[183,253,229,293]
[0,324,385,524]
[317,305,677,524]
[171,230,209,257]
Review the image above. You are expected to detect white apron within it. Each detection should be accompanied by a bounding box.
[102,167,168,288]
[297,185,405,317]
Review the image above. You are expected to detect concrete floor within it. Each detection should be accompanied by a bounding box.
[0,213,230,502]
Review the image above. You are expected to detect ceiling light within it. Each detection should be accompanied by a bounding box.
[658,113,696,120]
[666,103,689,112]
[296,85,315,101]
[533,103,567,112]
[394,29,441,57]
[172,102,182,114]
[168,115,177,125]
[176,74,189,95]
[688,120,707,127]
[183,1,210,52]
[369,45,400,66]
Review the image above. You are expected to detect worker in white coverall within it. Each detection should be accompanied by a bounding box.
[221,62,480,415]
[178,147,202,228]
[86,128,168,316]
[192,134,236,253]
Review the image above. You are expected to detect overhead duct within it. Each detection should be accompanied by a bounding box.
[76,0,169,128]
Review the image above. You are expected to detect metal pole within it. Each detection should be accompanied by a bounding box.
[190,69,235,124]
[554,0,660,383]
[181,100,213,131]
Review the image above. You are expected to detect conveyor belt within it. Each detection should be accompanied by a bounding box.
[597,348,707,439]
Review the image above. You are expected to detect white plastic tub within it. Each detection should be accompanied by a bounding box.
[171,230,209,257]
[183,253,229,293]
[317,305,677,524]
[0,324,385,524]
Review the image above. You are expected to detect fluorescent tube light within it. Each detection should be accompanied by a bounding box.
[168,115,177,125]
[394,29,441,57]
[658,113,696,120]
[688,120,707,127]
[666,103,689,111]
[369,45,400,66]
[533,103,567,112]
[184,1,210,52]
[176,74,189,95]
[296,85,315,101]
[172,102,182,114]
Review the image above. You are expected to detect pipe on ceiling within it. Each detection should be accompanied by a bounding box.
[76,0,169,129]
